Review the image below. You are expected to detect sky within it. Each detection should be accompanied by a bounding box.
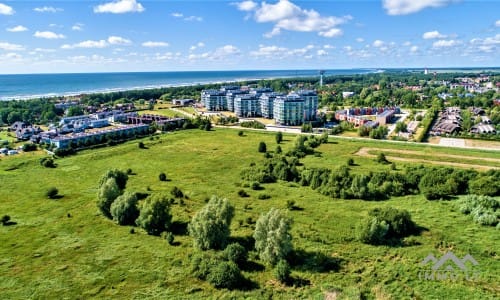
[0,0,499,74]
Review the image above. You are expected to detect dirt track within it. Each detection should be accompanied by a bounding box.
[355,147,499,171]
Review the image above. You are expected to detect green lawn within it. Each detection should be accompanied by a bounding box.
[0,128,498,299]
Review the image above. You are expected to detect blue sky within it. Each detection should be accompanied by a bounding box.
[0,0,498,74]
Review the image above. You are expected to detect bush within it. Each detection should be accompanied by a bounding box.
[136,194,172,235]
[347,158,354,166]
[286,200,295,210]
[166,232,175,245]
[251,182,262,190]
[207,261,242,289]
[170,186,183,198]
[40,157,56,168]
[275,132,283,144]
[159,172,167,181]
[469,176,500,196]
[222,243,248,266]
[258,141,267,153]
[1,215,10,226]
[274,259,291,284]
[191,253,218,280]
[188,196,235,250]
[22,143,37,152]
[357,217,389,245]
[258,193,271,200]
[254,208,293,266]
[238,130,244,137]
[138,141,145,149]
[237,189,249,197]
[46,187,59,199]
[99,169,128,190]
[110,191,139,225]
[376,152,389,164]
[457,195,499,227]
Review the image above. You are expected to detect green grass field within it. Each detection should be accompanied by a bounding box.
[0,128,498,299]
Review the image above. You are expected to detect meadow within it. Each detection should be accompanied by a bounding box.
[0,128,498,299]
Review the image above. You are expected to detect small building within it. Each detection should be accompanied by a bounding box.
[376,110,395,126]
[172,99,195,106]
[407,121,419,134]
[471,124,496,134]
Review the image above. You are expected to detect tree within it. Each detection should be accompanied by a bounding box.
[99,169,128,190]
[110,191,139,225]
[275,132,283,144]
[1,215,11,226]
[188,196,235,250]
[97,178,122,218]
[258,141,267,153]
[136,194,172,235]
[275,145,282,154]
[206,261,242,289]
[253,208,293,266]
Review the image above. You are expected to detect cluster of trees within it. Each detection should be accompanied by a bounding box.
[244,136,498,201]
[240,120,266,129]
[358,125,388,139]
[96,169,174,235]
[188,196,295,288]
[357,207,418,245]
[181,116,212,131]
[0,99,60,125]
[456,195,499,227]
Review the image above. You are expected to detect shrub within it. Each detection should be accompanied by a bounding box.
[275,132,283,144]
[347,158,354,166]
[286,200,295,210]
[159,172,167,181]
[237,189,249,197]
[110,191,139,226]
[238,130,244,136]
[222,243,248,266]
[254,208,293,266]
[274,259,291,284]
[207,261,242,289]
[357,217,389,245]
[251,182,262,190]
[166,232,175,245]
[469,176,500,196]
[22,143,37,152]
[97,178,122,218]
[1,215,10,226]
[136,194,172,235]
[376,152,389,164]
[46,187,59,199]
[369,207,417,239]
[188,196,234,250]
[191,253,218,280]
[138,141,145,149]
[40,157,56,168]
[258,193,271,200]
[258,141,267,153]
[170,186,184,198]
[275,145,282,154]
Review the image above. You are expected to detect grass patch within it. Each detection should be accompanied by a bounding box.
[0,128,498,299]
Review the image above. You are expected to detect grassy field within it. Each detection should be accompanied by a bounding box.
[0,128,499,299]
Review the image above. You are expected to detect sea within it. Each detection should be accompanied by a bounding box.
[0,69,381,101]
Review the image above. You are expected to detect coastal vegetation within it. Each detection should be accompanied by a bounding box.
[0,128,498,299]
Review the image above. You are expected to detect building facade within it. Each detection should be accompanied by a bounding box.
[234,94,261,117]
[274,94,305,126]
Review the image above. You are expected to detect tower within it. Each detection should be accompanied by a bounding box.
[319,70,325,86]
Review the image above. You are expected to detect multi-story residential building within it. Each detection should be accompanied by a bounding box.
[201,89,227,111]
[234,94,261,117]
[297,90,318,121]
[274,94,305,126]
[226,89,248,112]
[260,92,283,119]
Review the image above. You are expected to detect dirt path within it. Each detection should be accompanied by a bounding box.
[355,147,499,170]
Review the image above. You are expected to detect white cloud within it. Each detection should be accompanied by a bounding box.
[72,23,84,31]
[356,38,364,43]
[171,12,183,18]
[432,39,461,48]
[403,41,411,46]
[383,0,453,16]
[373,40,385,47]
[410,45,419,52]
[495,20,500,27]
[34,48,56,53]
[237,0,351,38]
[0,3,14,15]
[94,0,145,14]
[34,31,65,39]
[317,49,328,56]
[250,45,288,57]
[34,6,63,13]
[190,42,205,51]
[142,41,169,47]
[422,30,446,39]
[108,36,132,45]
[318,28,343,38]
[234,1,258,11]
[0,42,25,51]
[469,34,500,53]
[7,25,28,32]
[323,44,335,49]
[184,16,203,22]
[62,40,108,49]
[188,45,240,61]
